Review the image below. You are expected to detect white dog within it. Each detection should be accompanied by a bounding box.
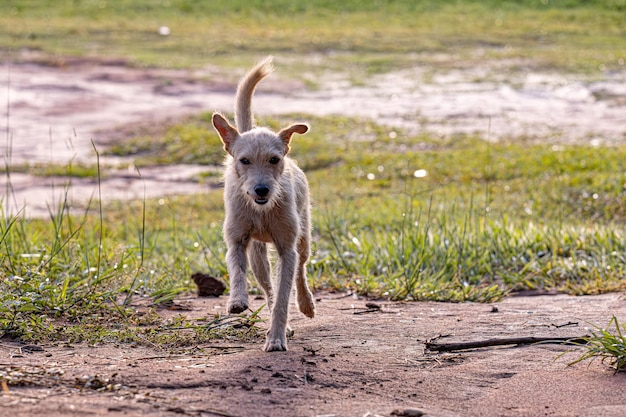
[212,56,315,351]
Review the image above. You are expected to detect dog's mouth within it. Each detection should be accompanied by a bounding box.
[254,198,269,205]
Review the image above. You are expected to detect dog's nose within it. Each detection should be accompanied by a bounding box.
[254,184,270,197]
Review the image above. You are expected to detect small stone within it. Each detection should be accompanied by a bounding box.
[158,26,171,36]
[391,409,425,417]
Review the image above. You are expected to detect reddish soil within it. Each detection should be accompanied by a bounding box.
[2,292,626,417]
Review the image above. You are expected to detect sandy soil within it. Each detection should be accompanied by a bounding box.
[1,57,625,216]
[1,292,626,417]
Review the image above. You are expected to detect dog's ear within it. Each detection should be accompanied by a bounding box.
[278,124,308,153]
[212,113,240,154]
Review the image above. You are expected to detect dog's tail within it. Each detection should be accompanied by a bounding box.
[235,56,274,133]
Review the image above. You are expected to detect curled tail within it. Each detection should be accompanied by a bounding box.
[235,56,274,132]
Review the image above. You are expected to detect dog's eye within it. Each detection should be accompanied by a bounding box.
[240,158,251,165]
[269,157,280,165]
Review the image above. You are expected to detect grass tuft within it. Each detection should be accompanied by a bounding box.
[568,316,626,373]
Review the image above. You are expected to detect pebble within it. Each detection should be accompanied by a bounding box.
[391,409,424,417]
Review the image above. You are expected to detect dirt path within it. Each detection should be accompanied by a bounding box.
[2,292,626,417]
[1,58,625,216]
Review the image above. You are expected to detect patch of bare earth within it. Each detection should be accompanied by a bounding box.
[2,292,626,417]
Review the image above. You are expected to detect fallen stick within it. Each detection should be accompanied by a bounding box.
[425,335,589,352]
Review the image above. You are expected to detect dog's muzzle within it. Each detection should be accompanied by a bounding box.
[253,184,270,205]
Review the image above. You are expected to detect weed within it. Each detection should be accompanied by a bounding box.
[567,316,626,373]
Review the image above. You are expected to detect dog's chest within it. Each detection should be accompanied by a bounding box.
[245,213,274,243]
[250,222,273,243]
[247,208,298,245]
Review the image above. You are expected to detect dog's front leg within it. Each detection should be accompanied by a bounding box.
[264,246,297,352]
[226,241,250,314]
[248,241,273,313]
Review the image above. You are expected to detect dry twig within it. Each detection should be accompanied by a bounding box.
[425,335,589,352]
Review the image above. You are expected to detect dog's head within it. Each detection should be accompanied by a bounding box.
[212,113,308,208]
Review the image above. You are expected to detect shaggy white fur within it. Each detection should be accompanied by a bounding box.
[212,57,315,352]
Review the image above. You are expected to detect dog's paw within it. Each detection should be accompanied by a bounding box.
[264,337,288,352]
[297,293,316,319]
[227,299,249,314]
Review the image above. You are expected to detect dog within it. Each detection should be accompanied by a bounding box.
[211,56,315,352]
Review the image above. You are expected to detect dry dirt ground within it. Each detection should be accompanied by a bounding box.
[2,292,626,417]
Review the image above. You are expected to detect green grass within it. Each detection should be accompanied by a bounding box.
[568,316,626,373]
[1,0,625,349]
[1,0,625,75]
[1,161,100,178]
[104,114,226,167]
[2,114,626,344]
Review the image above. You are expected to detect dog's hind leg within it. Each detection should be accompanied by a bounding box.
[248,240,273,313]
[296,234,315,318]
